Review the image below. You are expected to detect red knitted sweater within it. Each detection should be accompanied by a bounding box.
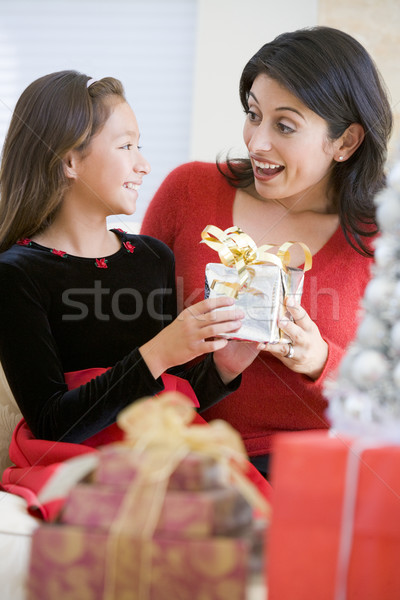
[141,161,375,456]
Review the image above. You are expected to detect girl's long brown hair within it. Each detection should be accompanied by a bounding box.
[0,70,125,252]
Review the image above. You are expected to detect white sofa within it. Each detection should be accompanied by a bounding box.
[0,365,40,600]
[0,491,39,600]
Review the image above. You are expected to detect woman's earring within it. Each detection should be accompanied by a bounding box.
[338,156,344,161]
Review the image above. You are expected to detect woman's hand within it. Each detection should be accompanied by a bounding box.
[266,297,328,380]
[139,297,245,379]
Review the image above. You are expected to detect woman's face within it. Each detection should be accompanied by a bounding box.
[243,74,338,210]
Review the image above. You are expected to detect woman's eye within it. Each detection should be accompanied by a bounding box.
[246,110,260,122]
[277,122,295,134]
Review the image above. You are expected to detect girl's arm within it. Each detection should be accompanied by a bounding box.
[0,261,165,443]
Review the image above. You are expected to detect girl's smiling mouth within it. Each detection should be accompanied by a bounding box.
[123,182,140,190]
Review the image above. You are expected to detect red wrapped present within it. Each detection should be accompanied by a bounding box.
[267,430,400,600]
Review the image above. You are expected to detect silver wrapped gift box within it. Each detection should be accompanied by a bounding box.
[205,262,305,344]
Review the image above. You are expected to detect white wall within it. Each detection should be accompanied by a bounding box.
[190,0,318,162]
[0,0,318,228]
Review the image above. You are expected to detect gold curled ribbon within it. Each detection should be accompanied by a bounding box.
[201,225,312,298]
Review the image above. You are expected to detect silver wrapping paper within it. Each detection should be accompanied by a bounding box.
[205,262,304,343]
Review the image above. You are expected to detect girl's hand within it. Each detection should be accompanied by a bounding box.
[265,298,328,380]
[139,297,245,379]
[213,339,265,385]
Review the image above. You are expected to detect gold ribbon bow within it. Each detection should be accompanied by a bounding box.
[116,392,270,516]
[201,225,312,298]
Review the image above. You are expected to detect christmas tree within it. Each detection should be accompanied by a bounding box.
[326,156,400,438]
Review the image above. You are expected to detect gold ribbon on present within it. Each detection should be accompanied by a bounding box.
[116,392,270,515]
[103,392,271,600]
[201,225,312,298]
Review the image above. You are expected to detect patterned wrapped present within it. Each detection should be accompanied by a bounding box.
[28,392,270,600]
[28,525,251,600]
[61,482,253,538]
[201,225,312,343]
[95,445,223,491]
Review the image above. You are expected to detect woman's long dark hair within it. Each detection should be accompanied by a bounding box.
[218,26,393,256]
[0,71,126,252]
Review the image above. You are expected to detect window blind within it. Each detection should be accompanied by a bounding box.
[0,0,196,227]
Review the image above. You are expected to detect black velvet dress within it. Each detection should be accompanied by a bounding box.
[0,230,239,443]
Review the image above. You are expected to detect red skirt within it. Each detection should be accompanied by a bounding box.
[1,369,271,520]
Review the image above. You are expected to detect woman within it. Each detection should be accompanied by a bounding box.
[141,26,393,477]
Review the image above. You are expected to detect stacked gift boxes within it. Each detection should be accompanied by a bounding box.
[27,445,262,599]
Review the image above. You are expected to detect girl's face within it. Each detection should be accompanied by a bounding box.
[243,74,338,210]
[72,99,150,217]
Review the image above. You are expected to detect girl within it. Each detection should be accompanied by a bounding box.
[0,71,263,449]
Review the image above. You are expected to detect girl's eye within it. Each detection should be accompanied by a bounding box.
[277,122,295,134]
[120,143,143,151]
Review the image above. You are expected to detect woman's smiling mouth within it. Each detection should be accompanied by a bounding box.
[253,159,285,177]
